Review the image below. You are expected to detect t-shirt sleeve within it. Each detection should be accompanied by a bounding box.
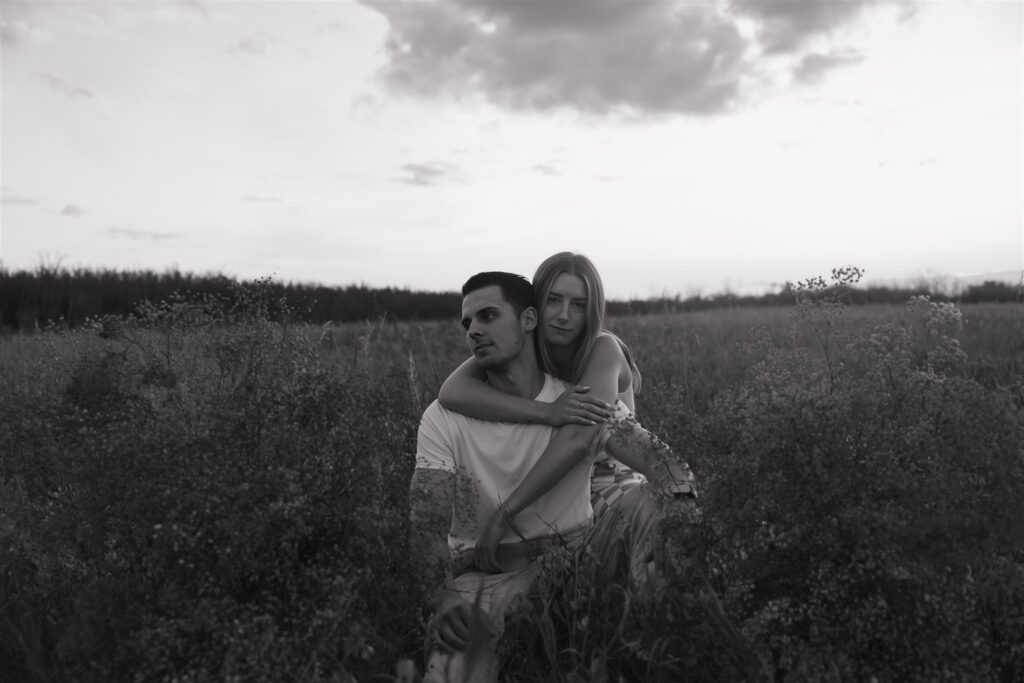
[416,403,456,474]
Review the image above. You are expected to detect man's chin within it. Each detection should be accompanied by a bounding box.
[474,352,504,368]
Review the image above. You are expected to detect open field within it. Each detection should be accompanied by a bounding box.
[1,293,1022,681]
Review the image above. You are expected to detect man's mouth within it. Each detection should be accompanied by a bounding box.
[472,342,492,353]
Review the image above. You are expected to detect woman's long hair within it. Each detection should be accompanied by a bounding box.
[532,252,642,394]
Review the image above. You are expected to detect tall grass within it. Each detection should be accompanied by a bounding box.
[1,281,1022,681]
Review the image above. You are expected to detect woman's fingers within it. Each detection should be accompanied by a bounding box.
[572,392,612,420]
[574,389,610,408]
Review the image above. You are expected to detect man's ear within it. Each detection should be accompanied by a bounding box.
[520,307,538,332]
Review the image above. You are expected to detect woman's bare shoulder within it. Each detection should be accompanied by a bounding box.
[595,331,627,353]
[590,332,629,365]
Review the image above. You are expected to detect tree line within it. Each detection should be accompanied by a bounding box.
[1,265,1020,333]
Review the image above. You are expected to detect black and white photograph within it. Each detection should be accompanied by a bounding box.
[1,1,1022,681]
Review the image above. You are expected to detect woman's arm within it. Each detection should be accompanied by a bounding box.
[495,336,624,518]
[438,356,608,426]
[474,338,624,570]
[602,409,697,501]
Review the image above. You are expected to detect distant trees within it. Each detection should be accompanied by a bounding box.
[0,267,461,333]
[960,280,1024,303]
[0,267,238,332]
[0,266,1020,333]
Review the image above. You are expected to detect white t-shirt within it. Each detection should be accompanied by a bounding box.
[416,374,594,559]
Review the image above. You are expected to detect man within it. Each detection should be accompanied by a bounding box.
[411,272,696,683]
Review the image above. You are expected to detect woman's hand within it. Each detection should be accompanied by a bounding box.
[546,386,611,426]
[474,502,529,573]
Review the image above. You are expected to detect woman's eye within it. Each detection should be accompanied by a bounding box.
[571,302,585,311]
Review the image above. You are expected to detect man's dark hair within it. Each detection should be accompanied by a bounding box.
[462,271,536,316]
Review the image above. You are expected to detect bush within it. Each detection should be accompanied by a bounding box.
[690,289,1024,681]
[2,276,1021,681]
[495,277,1024,681]
[0,283,424,682]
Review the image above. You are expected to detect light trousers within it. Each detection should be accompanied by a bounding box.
[423,486,659,683]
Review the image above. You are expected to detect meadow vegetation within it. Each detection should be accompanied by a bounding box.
[1,274,1022,681]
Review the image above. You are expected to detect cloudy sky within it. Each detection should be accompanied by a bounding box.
[1,0,1021,299]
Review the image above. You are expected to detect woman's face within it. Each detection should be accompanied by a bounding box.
[542,273,588,347]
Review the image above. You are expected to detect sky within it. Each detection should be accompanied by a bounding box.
[1,0,1021,300]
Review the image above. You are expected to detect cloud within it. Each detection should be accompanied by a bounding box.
[364,0,747,115]
[38,72,94,99]
[102,228,181,241]
[0,18,53,47]
[230,34,272,56]
[793,49,865,84]
[362,0,911,116]
[0,189,37,205]
[61,204,86,217]
[731,0,870,53]
[395,162,458,186]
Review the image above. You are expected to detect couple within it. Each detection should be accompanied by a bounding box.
[411,253,698,683]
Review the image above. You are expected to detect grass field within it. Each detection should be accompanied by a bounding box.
[1,290,1022,681]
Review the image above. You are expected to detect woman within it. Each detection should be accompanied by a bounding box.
[439,252,695,570]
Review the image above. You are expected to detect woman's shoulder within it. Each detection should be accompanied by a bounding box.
[594,331,640,396]
[591,331,630,365]
[595,331,629,354]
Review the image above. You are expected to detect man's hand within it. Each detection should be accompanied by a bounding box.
[433,589,487,651]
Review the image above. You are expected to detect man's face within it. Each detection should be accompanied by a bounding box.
[461,285,532,369]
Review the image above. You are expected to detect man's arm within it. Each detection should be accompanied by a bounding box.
[409,467,456,609]
[409,466,484,651]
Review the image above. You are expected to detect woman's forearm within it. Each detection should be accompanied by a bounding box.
[503,425,596,516]
[439,358,554,424]
[444,386,553,423]
[604,413,697,500]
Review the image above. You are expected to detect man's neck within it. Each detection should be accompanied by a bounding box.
[485,344,546,399]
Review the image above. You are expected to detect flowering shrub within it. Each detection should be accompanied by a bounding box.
[0,283,422,682]
[1,278,1022,681]
[498,282,1023,681]
[687,292,1024,681]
